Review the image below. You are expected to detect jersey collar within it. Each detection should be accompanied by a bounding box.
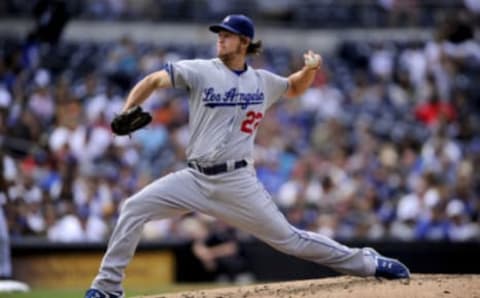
[232,65,248,76]
[214,58,250,77]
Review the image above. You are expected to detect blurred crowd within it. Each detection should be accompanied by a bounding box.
[0,13,479,244]
[1,0,478,28]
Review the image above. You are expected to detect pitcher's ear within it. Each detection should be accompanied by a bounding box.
[240,36,250,46]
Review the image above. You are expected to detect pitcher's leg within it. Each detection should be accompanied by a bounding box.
[211,170,376,277]
[280,225,376,276]
[92,169,206,292]
[215,200,375,276]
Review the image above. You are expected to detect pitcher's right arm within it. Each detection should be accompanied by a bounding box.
[122,70,172,112]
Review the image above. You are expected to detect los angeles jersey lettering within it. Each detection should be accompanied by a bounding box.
[167,58,288,163]
[202,87,264,109]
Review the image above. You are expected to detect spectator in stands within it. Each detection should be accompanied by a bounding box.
[299,67,344,121]
[414,203,449,241]
[47,200,109,242]
[389,198,418,241]
[421,126,462,178]
[445,199,480,241]
[28,69,55,125]
[277,158,321,209]
[414,80,456,127]
[191,217,254,284]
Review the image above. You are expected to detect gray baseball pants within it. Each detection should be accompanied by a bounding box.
[92,166,376,292]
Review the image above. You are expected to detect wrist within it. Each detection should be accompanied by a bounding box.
[304,65,320,71]
[122,104,134,113]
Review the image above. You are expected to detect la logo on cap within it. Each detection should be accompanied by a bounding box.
[224,16,231,22]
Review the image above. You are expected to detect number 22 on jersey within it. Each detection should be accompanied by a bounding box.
[241,110,263,134]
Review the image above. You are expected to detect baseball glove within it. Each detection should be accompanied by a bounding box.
[110,106,152,136]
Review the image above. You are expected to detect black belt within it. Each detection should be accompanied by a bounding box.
[188,160,248,175]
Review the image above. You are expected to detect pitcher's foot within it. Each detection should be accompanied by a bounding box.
[85,288,124,298]
[366,248,410,279]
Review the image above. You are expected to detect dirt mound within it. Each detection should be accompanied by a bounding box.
[137,274,480,298]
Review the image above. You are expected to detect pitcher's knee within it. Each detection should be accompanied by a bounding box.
[119,196,146,216]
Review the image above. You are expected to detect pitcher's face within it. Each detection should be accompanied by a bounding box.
[216,31,244,60]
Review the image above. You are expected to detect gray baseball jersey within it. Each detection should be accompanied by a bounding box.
[91,58,377,294]
[166,58,287,164]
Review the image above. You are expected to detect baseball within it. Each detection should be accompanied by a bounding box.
[304,51,321,69]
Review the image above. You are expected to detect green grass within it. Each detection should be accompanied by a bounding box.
[2,289,80,298]
[1,284,228,298]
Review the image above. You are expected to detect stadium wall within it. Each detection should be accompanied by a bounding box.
[12,241,175,289]
[12,240,480,287]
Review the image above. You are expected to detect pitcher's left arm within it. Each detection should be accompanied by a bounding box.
[284,50,322,99]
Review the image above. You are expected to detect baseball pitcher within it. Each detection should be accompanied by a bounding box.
[86,14,409,298]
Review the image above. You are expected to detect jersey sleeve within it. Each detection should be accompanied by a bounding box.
[259,70,289,109]
[165,59,201,90]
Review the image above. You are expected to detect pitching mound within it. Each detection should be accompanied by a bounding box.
[137,274,480,298]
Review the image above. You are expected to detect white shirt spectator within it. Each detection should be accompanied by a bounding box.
[399,48,427,87]
[397,193,421,220]
[446,199,480,242]
[424,40,442,67]
[73,177,89,206]
[389,220,416,241]
[464,0,480,13]
[47,214,108,242]
[104,94,125,123]
[389,193,419,241]
[84,216,109,242]
[73,179,113,219]
[424,39,453,99]
[314,214,337,238]
[424,188,439,209]
[0,85,11,108]
[443,40,480,62]
[49,126,70,152]
[48,214,85,242]
[277,179,323,208]
[49,124,113,163]
[28,88,55,122]
[300,85,343,120]
[2,155,16,182]
[421,137,462,172]
[26,209,45,233]
[370,46,394,80]
[23,185,43,204]
[70,125,112,162]
[85,94,109,124]
[89,182,113,218]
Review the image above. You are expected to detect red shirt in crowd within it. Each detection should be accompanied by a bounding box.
[415,100,456,126]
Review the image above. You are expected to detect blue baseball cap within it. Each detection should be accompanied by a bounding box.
[209,14,255,39]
